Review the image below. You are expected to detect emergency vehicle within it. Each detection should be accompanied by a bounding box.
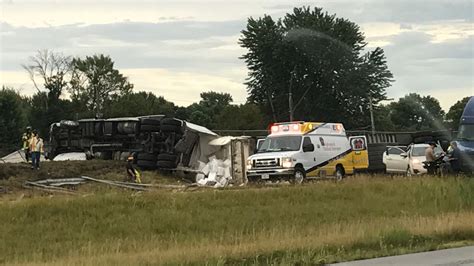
[246,121,369,183]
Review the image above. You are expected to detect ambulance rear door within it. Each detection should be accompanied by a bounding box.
[349,136,369,170]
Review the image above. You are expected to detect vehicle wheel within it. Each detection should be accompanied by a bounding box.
[137,160,157,170]
[157,160,177,169]
[161,118,182,126]
[161,124,182,133]
[292,167,306,184]
[335,166,345,181]
[140,125,161,132]
[406,167,412,177]
[137,152,157,161]
[157,153,178,162]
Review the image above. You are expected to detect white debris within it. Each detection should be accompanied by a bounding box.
[195,157,233,188]
[53,152,87,161]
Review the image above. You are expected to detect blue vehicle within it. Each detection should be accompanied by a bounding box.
[456,96,474,173]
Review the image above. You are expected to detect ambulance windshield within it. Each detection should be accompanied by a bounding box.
[257,136,302,153]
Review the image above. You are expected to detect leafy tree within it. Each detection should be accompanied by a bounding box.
[186,91,233,128]
[239,6,393,128]
[22,50,74,135]
[389,93,445,131]
[446,97,471,130]
[22,49,72,107]
[373,104,395,131]
[70,54,133,118]
[0,87,29,155]
[215,104,265,130]
[29,92,75,137]
[106,91,175,118]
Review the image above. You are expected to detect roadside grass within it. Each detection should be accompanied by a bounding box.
[0,175,473,265]
[0,160,184,197]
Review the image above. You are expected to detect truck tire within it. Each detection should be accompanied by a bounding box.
[117,122,137,134]
[157,160,177,169]
[140,125,160,132]
[161,124,182,133]
[157,153,178,162]
[137,160,157,170]
[161,118,182,126]
[137,152,157,161]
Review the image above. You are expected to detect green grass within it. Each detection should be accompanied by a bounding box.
[0,172,473,265]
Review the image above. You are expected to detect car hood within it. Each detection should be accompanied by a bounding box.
[249,151,299,160]
[410,156,426,162]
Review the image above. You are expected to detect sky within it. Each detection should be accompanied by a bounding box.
[0,0,472,111]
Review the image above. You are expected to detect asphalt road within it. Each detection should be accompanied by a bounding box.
[334,246,474,266]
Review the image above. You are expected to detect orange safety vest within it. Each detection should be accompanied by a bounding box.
[29,136,44,153]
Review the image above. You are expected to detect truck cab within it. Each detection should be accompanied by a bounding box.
[456,96,474,173]
[246,121,368,183]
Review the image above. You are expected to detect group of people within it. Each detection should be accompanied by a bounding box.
[21,126,44,170]
[424,141,461,174]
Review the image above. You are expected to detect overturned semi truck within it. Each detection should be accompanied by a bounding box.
[47,115,255,184]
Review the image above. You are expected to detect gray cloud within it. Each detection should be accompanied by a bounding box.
[1,0,472,110]
[0,20,245,71]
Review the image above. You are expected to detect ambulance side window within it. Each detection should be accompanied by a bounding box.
[302,137,314,152]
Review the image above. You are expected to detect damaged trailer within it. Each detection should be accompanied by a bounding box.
[47,116,256,185]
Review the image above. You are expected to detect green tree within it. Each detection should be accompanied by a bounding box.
[70,54,133,118]
[186,91,233,128]
[215,104,265,130]
[22,49,72,106]
[446,97,471,130]
[22,50,74,135]
[106,91,175,118]
[0,87,29,155]
[28,92,75,137]
[239,6,393,128]
[389,93,445,131]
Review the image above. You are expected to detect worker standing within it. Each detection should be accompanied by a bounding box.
[22,126,33,162]
[29,130,44,170]
[126,155,141,183]
[425,142,437,175]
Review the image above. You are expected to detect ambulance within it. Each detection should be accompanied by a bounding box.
[246,121,369,183]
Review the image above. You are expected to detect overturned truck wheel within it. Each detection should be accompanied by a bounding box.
[156,153,178,169]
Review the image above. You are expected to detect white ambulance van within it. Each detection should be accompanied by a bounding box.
[246,121,368,183]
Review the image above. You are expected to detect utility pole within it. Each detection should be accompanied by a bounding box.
[289,80,294,122]
[369,95,375,135]
[288,66,296,122]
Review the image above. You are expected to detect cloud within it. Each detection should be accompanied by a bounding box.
[1,0,472,112]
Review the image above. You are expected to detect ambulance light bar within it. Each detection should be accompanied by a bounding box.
[270,122,301,134]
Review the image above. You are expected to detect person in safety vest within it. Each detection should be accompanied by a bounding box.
[22,126,33,162]
[29,130,44,170]
[126,155,141,183]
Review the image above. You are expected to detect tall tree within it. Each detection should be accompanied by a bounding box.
[22,49,72,107]
[70,54,133,118]
[239,6,393,128]
[106,91,176,118]
[389,93,445,131]
[186,91,233,128]
[446,97,471,130]
[215,104,265,130]
[0,87,29,155]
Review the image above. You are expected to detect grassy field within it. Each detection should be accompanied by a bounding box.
[0,162,473,265]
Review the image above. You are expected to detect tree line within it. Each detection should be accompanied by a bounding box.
[0,6,470,155]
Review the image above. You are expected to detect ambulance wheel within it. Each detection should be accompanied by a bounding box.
[335,165,345,180]
[292,167,306,184]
